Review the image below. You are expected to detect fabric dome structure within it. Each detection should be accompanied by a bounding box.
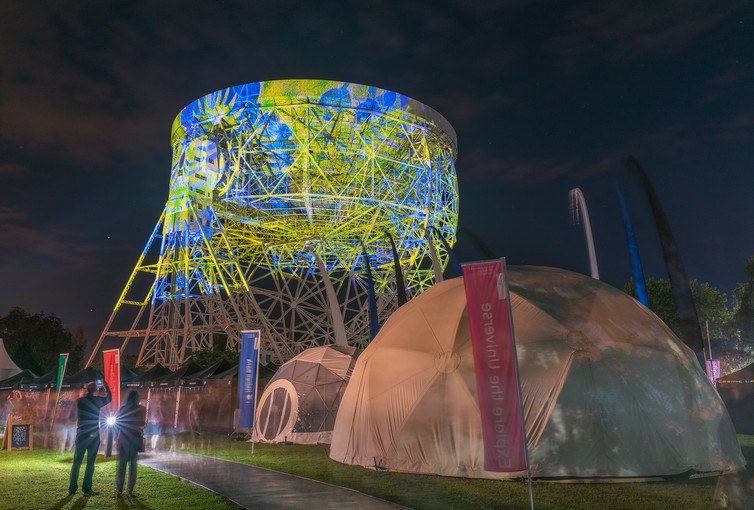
[330,266,744,480]
[255,345,360,444]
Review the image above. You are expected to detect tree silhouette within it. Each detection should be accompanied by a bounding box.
[0,307,83,374]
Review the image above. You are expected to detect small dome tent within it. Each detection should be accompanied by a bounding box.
[330,267,744,479]
[255,345,360,444]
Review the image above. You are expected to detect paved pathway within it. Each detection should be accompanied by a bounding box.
[141,451,409,510]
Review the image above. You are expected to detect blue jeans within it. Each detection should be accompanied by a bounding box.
[68,433,100,493]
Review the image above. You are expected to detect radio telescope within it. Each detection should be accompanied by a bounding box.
[88,80,458,368]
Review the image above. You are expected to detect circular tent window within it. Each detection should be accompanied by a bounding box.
[255,379,298,442]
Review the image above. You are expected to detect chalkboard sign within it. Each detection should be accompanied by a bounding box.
[11,423,31,449]
[2,413,34,451]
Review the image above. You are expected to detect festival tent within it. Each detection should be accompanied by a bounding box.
[0,369,38,390]
[0,338,21,381]
[209,362,277,386]
[66,367,104,388]
[151,359,203,388]
[717,362,754,434]
[124,363,173,388]
[184,358,236,385]
[330,266,745,479]
[19,369,57,390]
[121,365,140,383]
[256,345,360,444]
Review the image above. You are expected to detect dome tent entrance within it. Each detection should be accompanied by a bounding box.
[255,345,360,444]
[330,266,744,480]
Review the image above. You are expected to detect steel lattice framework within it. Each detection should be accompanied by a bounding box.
[88,80,458,368]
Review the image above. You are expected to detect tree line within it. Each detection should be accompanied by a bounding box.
[624,256,754,366]
[0,307,86,375]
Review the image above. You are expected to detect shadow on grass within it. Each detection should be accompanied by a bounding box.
[48,494,74,510]
[116,494,153,510]
[51,493,153,510]
[55,453,118,464]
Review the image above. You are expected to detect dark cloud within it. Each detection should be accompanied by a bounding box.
[0,207,113,271]
[0,164,30,178]
[460,151,578,184]
[547,1,747,72]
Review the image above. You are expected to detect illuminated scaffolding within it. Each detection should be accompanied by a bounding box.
[88,80,458,368]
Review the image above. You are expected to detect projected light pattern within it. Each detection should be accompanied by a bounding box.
[90,80,458,368]
[168,80,457,274]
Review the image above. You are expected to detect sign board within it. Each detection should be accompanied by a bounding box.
[238,330,261,429]
[462,259,527,472]
[706,359,721,385]
[2,413,34,451]
[103,348,121,411]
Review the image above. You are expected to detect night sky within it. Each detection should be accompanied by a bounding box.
[2,1,753,351]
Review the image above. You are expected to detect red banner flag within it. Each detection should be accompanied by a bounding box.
[102,349,120,412]
[462,259,527,472]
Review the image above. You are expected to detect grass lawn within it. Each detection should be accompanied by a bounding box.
[0,447,240,510]
[1,434,751,509]
[172,433,754,510]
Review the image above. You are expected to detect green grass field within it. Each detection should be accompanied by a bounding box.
[0,448,239,510]
[0,435,752,509]
[173,434,753,510]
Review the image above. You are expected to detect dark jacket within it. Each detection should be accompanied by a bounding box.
[116,403,147,447]
[76,386,112,438]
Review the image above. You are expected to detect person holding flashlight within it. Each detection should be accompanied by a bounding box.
[67,379,111,496]
[114,390,146,497]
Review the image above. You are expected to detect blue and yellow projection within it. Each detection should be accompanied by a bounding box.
[90,80,459,368]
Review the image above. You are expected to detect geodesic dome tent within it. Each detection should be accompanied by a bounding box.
[255,345,360,444]
[330,266,745,479]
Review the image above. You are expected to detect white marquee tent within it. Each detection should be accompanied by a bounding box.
[330,267,744,479]
[0,338,21,381]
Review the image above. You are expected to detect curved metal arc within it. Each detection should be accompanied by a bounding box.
[424,227,444,284]
[431,226,461,278]
[626,156,704,353]
[569,188,600,279]
[307,241,348,346]
[614,182,649,307]
[359,240,381,339]
[383,229,407,306]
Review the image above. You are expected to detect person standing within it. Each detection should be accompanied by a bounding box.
[56,395,77,454]
[115,390,146,497]
[144,392,163,450]
[68,380,111,496]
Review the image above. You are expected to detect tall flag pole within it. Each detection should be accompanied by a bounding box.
[309,247,348,346]
[48,353,69,447]
[102,349,121,458]
[55,353,69,399]
[627,156,704,353]
[239,330,261,452]
[424,228,445,284]
[458,227,496,259]
[614,182,649,307]
[462,259,533,510]
[360,241,380,339]
[384,230,407,306]
[102,349,121,411]
[431,226,461,278]
[569,188,600,279]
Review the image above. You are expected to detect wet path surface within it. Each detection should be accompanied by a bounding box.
[141,451,409,510]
